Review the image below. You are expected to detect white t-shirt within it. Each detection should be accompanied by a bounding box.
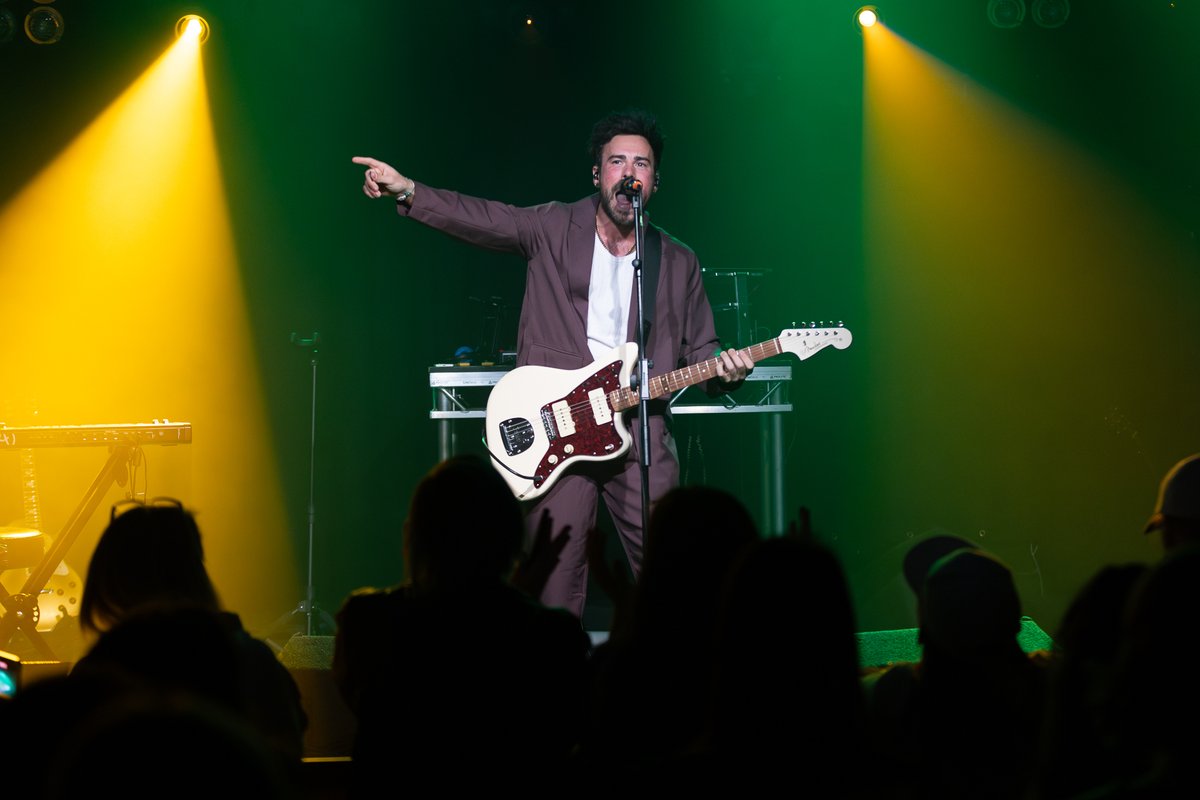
[586,232,635,361]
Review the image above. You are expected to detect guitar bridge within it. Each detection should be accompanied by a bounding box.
[539,407,558,442]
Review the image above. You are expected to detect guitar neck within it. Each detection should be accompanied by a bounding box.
[608,338,782,412]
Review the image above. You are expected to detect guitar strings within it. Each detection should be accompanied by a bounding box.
[496,347,768,436]
[494,335,805,438]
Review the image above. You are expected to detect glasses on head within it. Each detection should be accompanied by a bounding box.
[110,496,185,522]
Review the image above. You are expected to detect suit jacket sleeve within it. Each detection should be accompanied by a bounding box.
[396,184,595,370]
[397,183,729,392]
[396,182,559,258]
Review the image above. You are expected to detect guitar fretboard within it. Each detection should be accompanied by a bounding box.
[608,338,783,412]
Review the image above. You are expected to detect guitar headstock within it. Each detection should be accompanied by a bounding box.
[777,324,853,360]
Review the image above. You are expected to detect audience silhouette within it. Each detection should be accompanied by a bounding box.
[75,501,308,766]
[1083,545,1200,797]
[77,499,224,638]
[0,662,140,797]
[694,526,874,795]
[44,673,294,800]
[1143,453,1200,553]
[1032,562,1149,799]
[575,484,760,785]
[901,532,979,598]
[331,454,591,796]
[866,545,1048,800]
[0,499,308,797]
[5,449,1199,799]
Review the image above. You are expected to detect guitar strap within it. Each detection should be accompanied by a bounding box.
[640,223,662,345]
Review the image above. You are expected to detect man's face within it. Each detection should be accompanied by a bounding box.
[594,134,657,228]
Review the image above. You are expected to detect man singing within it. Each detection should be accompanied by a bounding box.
[353,108,750,618]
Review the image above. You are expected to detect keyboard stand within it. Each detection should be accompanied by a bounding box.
[0,444,137,659]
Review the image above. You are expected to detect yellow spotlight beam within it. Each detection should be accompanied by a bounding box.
[0,22,295,641]
[858,25,1198,545]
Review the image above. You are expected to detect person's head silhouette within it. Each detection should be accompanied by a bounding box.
[404,455,524,592]
[79,500,219,637]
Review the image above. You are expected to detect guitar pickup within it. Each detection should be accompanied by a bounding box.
[588,388,612,424]
[550,399,576,437]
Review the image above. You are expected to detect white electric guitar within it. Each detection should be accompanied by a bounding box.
[486,325,852,500]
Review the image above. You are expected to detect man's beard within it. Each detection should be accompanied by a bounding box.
[599,188,636,230]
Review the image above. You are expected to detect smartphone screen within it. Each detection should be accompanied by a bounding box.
[0,649,20,699]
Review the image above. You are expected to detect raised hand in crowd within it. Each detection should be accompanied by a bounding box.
[510,509,570,600]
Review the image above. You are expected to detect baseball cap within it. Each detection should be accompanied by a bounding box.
[1145,453,1200,534]
[921,548,1022,659]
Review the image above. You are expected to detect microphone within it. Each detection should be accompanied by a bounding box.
[616,177,643,197]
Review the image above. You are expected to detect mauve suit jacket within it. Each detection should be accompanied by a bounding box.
[399,185,723,388]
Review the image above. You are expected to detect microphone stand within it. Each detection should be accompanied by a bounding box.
[266,332,335,652]
[630,190,652,539]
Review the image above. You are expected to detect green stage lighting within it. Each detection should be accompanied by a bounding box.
[1032,0,1070,28]
[987,0,1026,29]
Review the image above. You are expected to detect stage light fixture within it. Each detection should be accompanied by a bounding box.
[987,0,1026,28]
[0,6,17,45]
[855,6,880,30]
[1032,0,1069,28]
[25,4,64,45]
[175,14,210,44]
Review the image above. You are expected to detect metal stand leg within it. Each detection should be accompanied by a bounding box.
[266,335,335,650]
[761,413,785,536]
[731,272,751,349]
[0,445,135,658]
[436,389,458,461]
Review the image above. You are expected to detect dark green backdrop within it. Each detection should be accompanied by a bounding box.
[2,0,1197,637]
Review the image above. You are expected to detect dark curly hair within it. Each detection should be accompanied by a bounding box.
[587,108,665,169]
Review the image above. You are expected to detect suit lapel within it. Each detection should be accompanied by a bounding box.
[567,196,599,338]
